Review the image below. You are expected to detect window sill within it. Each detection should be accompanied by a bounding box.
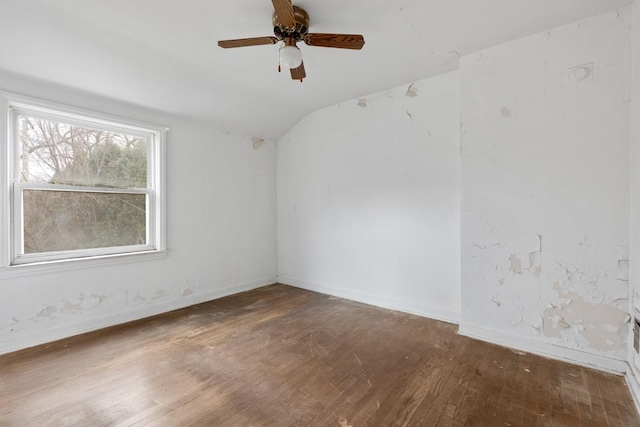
[0,249,168,280]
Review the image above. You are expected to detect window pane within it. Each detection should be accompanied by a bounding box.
[23,190,146,253]
[19,117,147,188]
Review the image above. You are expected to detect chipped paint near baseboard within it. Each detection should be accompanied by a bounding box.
[0,277,276,356]
[32,293,109,321]
[543,284,629,352]
[459,323,627,374]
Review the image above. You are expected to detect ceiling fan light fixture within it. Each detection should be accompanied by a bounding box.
[218,1,365,81]
[279,45,303,68]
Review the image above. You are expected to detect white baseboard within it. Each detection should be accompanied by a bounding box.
[281,275,628,374]
[627,364,640,411]
[459,323,627,374]
[284,277,639,417]
[279,275,461,325]
[7,274,637,413]
[0,277,276,356]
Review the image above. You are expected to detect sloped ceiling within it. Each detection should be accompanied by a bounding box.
[0,0,631,140]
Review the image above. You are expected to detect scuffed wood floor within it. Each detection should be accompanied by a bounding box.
[0,284,638,426]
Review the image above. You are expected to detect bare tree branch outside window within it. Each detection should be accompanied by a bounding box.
[20,117,148,253]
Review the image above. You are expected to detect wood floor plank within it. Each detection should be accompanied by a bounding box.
[0,284,638,426]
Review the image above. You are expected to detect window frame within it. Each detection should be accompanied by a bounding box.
[0,92,167,271]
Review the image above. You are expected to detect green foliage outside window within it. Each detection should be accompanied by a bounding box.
[20,117,148,253]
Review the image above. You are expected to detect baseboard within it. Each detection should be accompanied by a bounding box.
[459,323,628,374]
[279,275,461,325]
[627,364,640,411]
[0,277,276,356]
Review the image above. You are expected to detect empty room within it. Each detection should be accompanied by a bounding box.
[2,0,640,425]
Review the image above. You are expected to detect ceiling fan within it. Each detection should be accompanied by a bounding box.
[218,0,365,82]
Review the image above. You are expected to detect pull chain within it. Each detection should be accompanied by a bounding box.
[277,43,282,72]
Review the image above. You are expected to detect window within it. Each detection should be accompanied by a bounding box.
[1,94,166,267]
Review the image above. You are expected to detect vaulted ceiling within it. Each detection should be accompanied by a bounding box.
[0,0,631,140]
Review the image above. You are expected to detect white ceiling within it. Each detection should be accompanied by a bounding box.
[0,0,631,140]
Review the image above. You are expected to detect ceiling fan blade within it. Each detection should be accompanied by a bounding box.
[290,61,306,81]
[218,36,278,49]
[271,0,296,28]
[304,33,365,50]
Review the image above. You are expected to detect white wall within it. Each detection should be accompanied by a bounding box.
[629,0,640,397]
[277,71,461,322]
[0,71,277,354]
[459,10,631,369]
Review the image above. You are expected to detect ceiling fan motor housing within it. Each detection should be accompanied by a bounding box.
[273,6,309,41]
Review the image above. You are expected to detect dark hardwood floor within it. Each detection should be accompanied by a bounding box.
[0,284,638,426]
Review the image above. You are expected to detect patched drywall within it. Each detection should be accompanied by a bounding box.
[460,10,631,360]
[0,72,277,354]
[278,71,460,321]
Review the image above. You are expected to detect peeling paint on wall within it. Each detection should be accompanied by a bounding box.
[62,300,82,312]
[251,137,264,150]
[130,293,147,304]
[461,9,631,361]
[508,254,523,274]
[123,287,182,306]
[543,284,628,351]
[153,289,168,300]
[510,235,541,278]
[33,293,110,321]
[405,83,418,97]
[36,306,58,319]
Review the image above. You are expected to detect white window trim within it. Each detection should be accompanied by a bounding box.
[0,92,168,275]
